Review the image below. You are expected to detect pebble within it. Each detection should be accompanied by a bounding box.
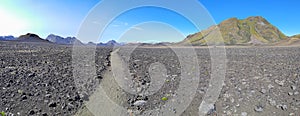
[133,100,147,106]
[253,76,262,80]
[294,91,299,95]
[268,99,276,106]
[241,112,248,116]
[291,85,297,90]
[254,106,264,112]
[42,112,48,116]
[28,73,36,77]
[261,88,267,94]
[21,95,28,101]
[45,94,52,98]
[28,109,35,115]
[288,92,293,96]
[275,80,285,86]
[206,104,216,115]
[281,105,288,110]
[268,84,274,89]
[48,101,57,107]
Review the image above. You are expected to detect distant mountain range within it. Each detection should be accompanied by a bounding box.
[0,33,122,46]
[179,16,299,45]
[0,36,15,41]
[1,16,300,46]
[46,34,83,45]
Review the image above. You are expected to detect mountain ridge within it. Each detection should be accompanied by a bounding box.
[1,16,300,46]
[0,33,121,46]
[180,16,289,45]
[46,34,83,45]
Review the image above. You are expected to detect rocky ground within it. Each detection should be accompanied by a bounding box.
[105,46,299,116]
[0,42,299,116]
[0,42,112,116]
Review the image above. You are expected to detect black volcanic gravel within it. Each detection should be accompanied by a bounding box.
[0,42,112,116]
[1,42,300,116]
[114,46,300,115]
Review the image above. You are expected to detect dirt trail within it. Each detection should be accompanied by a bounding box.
[75,48,123,116]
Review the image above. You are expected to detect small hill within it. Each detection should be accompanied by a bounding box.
[179,16,288,45]
[17,33,50,43]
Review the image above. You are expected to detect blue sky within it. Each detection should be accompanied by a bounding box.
[0,0,299,43]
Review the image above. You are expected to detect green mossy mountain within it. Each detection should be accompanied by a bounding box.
[180,16,288,45]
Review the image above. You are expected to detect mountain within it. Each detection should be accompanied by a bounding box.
[86,42,97,46]
[17,33,50,43]
[97,40,121,46]
[46,34,83,45]
[105,40,119,46]
[291,34,300,38]
[179,16,288,45]
[0,36,15,41]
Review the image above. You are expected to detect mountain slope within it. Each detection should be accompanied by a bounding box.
[180,16,288,45]
[273,34,300,46]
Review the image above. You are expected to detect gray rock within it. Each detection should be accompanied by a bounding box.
[281,105,288,110]
[28,109,35,115]
[291,85,297,90]
[133,100,147,106]
[275,80,285,86]
[241,112,248,116]
[261,88,267,94]
[21,95,28,101]
[268,84,274,89]
[289,113,295,116]
[48,101,57,107]
[254,106,264,112]
[268,99,276,106]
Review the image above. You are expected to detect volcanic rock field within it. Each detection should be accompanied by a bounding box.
[0,42,299,116]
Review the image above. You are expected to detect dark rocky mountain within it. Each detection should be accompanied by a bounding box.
[97,40,121,46]
[17,33,50,43]
[46,34,83,45]
[179,16,288,45]
[105,40,119,46]
[0,36,15,41]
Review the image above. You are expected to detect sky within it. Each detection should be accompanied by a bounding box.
[0,0,299,43]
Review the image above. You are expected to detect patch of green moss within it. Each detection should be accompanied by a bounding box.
[0,111,5,116]
[161,97,168,101]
